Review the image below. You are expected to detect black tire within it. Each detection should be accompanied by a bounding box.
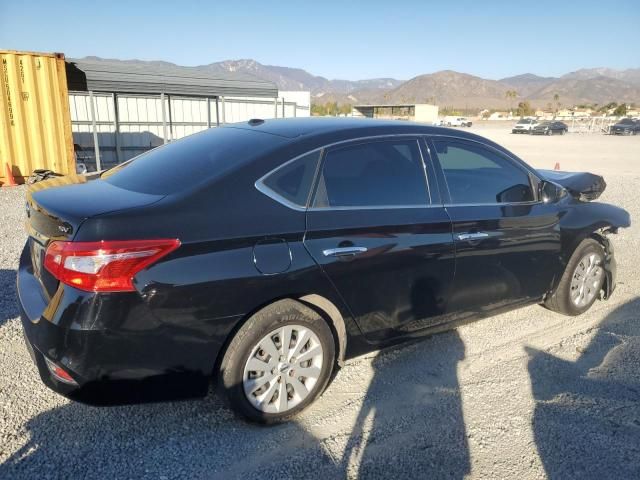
[219,299,335,424]
[544,239,605,316]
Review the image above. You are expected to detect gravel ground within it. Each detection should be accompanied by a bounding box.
[1,129,639,479]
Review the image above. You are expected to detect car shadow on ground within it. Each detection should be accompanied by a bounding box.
[0,328,470,480]
[527,297,640,479]
[0,269,18,327]
[336,331,469,479]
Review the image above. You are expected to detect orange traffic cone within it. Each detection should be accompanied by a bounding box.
[3,163,18,187]
[554,162,560,171]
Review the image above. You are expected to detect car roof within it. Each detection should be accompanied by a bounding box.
[221,117,482,141]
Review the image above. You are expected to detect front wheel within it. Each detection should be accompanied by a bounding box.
[544,239,606,316]
[219,300,335,423]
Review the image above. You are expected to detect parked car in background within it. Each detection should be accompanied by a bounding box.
[531,121,569,136]
[18,118,630,423]
[512,118,539,134]
[610,118,640,135]
[445,116,472,127]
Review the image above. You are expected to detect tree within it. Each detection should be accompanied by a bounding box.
[553,93,561,112]
[311,101,351,117]
[339,104,352,116]
[516,101,535,117]
[613,104,627,117]
[597,102,617,113]
[505,90,517,112]
[311,103,326,116]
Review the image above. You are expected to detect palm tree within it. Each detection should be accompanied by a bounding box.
[505,90,517,113]
[553,93,561,113]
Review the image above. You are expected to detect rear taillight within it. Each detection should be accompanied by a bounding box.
[44,357,78,385]
[44,239,180,292]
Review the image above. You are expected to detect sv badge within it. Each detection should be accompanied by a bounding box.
[58,223,72,234]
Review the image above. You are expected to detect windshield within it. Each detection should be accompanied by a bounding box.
[101,127,285,195]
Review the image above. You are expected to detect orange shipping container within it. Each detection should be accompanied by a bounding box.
[0,50,75,185]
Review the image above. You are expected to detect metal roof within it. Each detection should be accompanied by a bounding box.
[66,58,278,98]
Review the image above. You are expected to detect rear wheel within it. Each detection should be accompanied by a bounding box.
[544,239,605,316]
[219,300,335,423]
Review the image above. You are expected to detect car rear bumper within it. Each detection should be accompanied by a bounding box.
[17,242,240,405]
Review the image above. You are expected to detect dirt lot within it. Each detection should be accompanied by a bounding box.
[1,126,639,479]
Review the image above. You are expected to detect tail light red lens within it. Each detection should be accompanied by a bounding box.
[44,239,180,292]
[44,357,78,385]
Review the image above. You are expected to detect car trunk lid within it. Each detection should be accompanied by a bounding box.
[26,174,165,298]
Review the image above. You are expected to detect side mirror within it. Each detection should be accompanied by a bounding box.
[540,181,563,203]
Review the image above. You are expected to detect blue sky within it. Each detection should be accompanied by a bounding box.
[1,0,638,80]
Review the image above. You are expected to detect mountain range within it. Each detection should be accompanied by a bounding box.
[79,57,640,109]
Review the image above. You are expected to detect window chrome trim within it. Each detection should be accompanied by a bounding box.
[254,181,308,212]
[311,204,440,211]
[443,201,543,208]
[254,148,324,212]
[416,140,433,204]
[255,134,436,212]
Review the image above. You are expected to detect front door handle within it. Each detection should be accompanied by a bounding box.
[456,232,489,241]
[322,247,368,257]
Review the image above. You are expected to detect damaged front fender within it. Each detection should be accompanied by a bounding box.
[560,202,631,236]
[559,202,630,299]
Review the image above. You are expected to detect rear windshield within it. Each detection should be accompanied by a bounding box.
[619,118,634,124]
[102,127,284,195]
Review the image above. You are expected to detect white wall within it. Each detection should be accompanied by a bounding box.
[69,90,310,169]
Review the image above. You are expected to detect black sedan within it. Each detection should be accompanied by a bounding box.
[610,118,640,135]
[17,118,630,423]
[531,121,568,135]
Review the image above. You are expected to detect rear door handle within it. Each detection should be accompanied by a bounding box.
[456,232,489,241]
[322,247,368,257]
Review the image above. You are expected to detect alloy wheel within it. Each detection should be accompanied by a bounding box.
[242,325,324,414]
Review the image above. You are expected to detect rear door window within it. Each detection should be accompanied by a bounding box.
[312,139,429,208]
[259,150,321,208]
[433,139,534,204]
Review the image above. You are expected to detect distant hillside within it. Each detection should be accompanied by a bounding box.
[76,57,639,109]
[561,68,640,85]
[499,73,557,96]
[383,70,511,108]
[200,59,404,95]
[527,76,640,105]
